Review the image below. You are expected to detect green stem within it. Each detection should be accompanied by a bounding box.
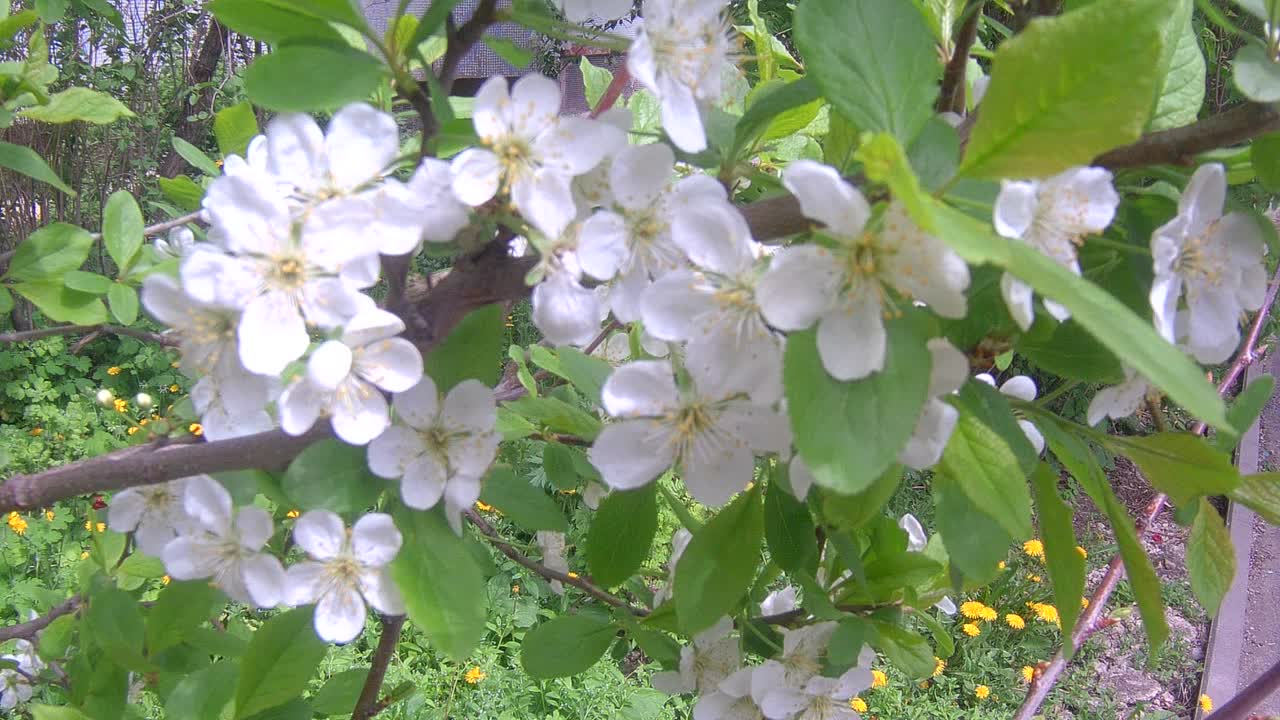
[1035,379,1081,407]
[658,482,702,532]
[740,613,783,653]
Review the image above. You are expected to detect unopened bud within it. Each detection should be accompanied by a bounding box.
[134,393,153,410]
[96,389,115,407]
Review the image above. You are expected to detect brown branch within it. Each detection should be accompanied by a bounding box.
[1013,262,1280,720]
[1207,656,1280,720]
[351,614,406,720]
[438,0,499,92]
[1095,102,1280,170]
[0,597,80,642]
[937,1,984,114]
[464,508,646,614]
[589,62,631,119]
[0,324,178,347]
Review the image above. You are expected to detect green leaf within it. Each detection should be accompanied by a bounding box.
[234,607,327,719]
[871,621,936,680]
[1215,375,1275,452]
[1254,132,1280,192]
[171,137,221,176]
[245,43,387,113]
[1110,433,1240,507]
[520,614,616,679]
[0,10,39,40]
[425,304,504,392]
[824,618,869,677]
[282,439,383,512]
[674,485,763,634]
[580,56,612,109]
[186,627,249,658]
[5,222,93,281]
[1149,1,1204,131]
[502,395,602,440]
[309,667,368,716]
[209,0,346,43]
[906,116,960,192]
[542,442,580,490]
[1232,472,1280,524]
[86,586,148,671]
[35,0,69,23]
[794,0,939,142]
[389,507,487,661]
[102,190,143,272]
[107,283,139,325]
[20,87,134,124]
[158,175,205,211]
[549,346,613,406]
[624,623,680,669]
[734,77,822,155]
[1031,463,1085,653]
[959,0,1165,178]
[31,707,91,720]
[0,287,12,315]
[820,464,903,530]
[925,201,1229,431]
[481,35,532,68]
[1235,44,1280,102]
[38,614,75,660]
[147,580,224,653]
[1187,497,1235,616]
[0,141,75,195]
[587,484,658,587]
[933,470,1011,583]
[1041,422,1168,652]
[214,102,259,159]
[243,699,312,720]
[478,465,568,532]
[938,387,1033,540]
[12,280,108,325]
[62,270,112,295]
[785,317,931,494]
[167,661,239,720]
[764,465,818,576]
[1018,318,1123,383]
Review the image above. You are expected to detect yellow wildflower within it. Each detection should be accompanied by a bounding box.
[849,697,868,713]
[171,361,180,368]
[97,522,106,533]
[44,510,54,521]
[1029,574,1042,583]
[933,657,946,677]
[475,501,494,512]
[1076,545,1087,559]
[127,427,140,436]
[1023,539,1044,559]
[567,571,580,579]
[1199,694,1213,712]
[80,551,90,559]
[114,398,128,413]
[960,601,989,620]
[139,418,149,426]
[1081,597,1089,609]
[962,623,980,637]
[1005,613,1026,630]
[7,512,27,536]
[107,366,122,376]
[29,427,42,436]
[871,669,887,688]
[161,575,171,585]
[464,666,486,684]
[169,384,180,393]
[1022,665,1035,683]
[979,606,998,622]
[188,423,203,436]
[84,520,92,531]
[1029,602,1060,625]
[997,560,1007,570]
[286,509,300,519]
[975,685,991,700]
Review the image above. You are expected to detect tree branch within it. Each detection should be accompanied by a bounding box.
[438,0,499,92]
[351,614,406,720]
[1012,262,1280,720]
[0,324,178,347]
[1095,102,1280,169]
[0,597,80,642]
[937,1,984,114]
[1207,655,1280,720]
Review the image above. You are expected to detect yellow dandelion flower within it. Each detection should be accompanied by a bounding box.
[871,669,887,688]
[79,551,90,559]
[962,623,980,637]
[286,509,300,519]
[29,427,43,436]
[933,657,946,677]
[850,697,868,713]
[139,418,149,426]
[464,666,486,684]
[1023,539,1044,559]
[44,510,54,521]
[1199,694,1213,712]
[1076,545,1087,559]
[161,575,171,585]
[188,423,203,436]
[1030,603,1060,625]
[84,520,92,531]
[1081,597,1089,609]
[512,585,520,594]
[979,606,998,622]
[475,501,494,512]
[169,384,180,393]
[997,560,1007,570]
[114,398,128,413]
[1022,665,1035,683]
[107,366,122,376]
[97,522,106,533]
[171,361,180,368]
[975,685,991,700]
[1005,613,1026,630]
[7,512,27,536]
[127,427,140,436]
[1029,574,1042,583]
[960,601,989,620]
[567,571,579,579]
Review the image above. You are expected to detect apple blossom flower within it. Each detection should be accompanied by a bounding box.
[898,339,970,471]
[628,0,734,153]
[758,653,875,720]
[0,668,31,710]
[285,511,405,644]
[975,373,1044,453]
[993,166,1119,330]
[278,308,424,445]
[750,622,838,694]
[153,226,196,260]
[262,103,399,200]
[141,274,242,378]
[531,238,605,347]
[450,75,623,237]
[161,476,285,608]
[588,360,790,506]
[366,377,500,532]
[1087,365,1153,426]
[760,586,799,617]
[367,158,473,255]
[1150,163,1268,363]
[108,478,190,556]
[191,371,277,441]
[653,616,741,695]
[693,667,766,720]
[758,161,969,381]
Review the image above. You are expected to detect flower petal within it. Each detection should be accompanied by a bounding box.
[781,160,869,238]
[293,509,346,560]
[285,561,327,606]
[278,379,325,437]
[610,143,674,211]
[659,82,706,154]
[513,169,576,238]
[329,381,390,446]
[589,419,675,490]
[315,584,367,644]
[509,74,561,138]
[367,425,424,479]
[360,567,406,615]
[355,338,423,394]
[450,149,502,207]
[238,291,309,375]
[671,202,755,275]
[601,361,678,417]
[241,552,286,608]
[400,455,448,509]
[352,513,402,567]
[392,376,441,429]
[640,269,711,342]
[681,440,753,507]
[162,536,220,580]
[816,299,885,381]
[531,272,600,346]
[184,475,233,534]
[107,489,144,534]
[993,180,1039,239]
[235,506,275,550]
[1000,272,1036,331]
[324,103,399,189]
[308,341,354,391]
[577,211,629,281]
[757,245,839,331]
[442,379,498,433]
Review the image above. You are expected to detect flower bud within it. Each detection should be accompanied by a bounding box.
[134,393,153,410]
[96,389,115,407]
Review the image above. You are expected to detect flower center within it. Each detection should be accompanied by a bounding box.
[648,15,732,97]
[1175,221,1226,285]
[326,554,362,586]
[489,136,534,189]
[267,255,309,291]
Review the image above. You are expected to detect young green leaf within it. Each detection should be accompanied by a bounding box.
[1187,497,1235,616]
[5,223,94,282]
[171,137,222,177]
[938,391,1033,540]
[1213,375,1276,452]
[1031,463,1085,652]
[520,614,616,679]
[870,621,936,679]
[478,465,568,533]
[244,43,387,113]
[234,607,327,719]
[674,485,763,634]
[424,304,505,392]
[282,439,384,513]
[1149,0,1205,131]
[1231,472,1280,524]
[0,141,76,195]
[20,87,135,124]
[1110,433,1240,507]
[309,667,369,717]
[764,467,817,576]
[587,484,658,587]
[580,56,613,108]
[158,175,205,211]
[9,281,106,324]
[86,586,149,672]
[932,470,1011,584]
[62,271,113,295]
[167,661,239,720]
[209,0,346,44]
[107,283,139,325]
[147,580,225,653]
[214,102,260,159]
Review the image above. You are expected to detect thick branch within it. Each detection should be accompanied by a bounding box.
[438,0,499,92]
[0,324,178,347]
[1208,656,1280,720]
[1095,102,1280,169]
[937,1,984,114]
[0,597,80,642]
[351,614,406,720]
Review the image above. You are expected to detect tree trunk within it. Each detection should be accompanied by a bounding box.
[158,18,227,178]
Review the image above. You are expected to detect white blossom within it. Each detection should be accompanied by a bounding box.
[693,667,766,720]
[450,75,623,237]
[589,360,790,506]
[286,511,405,644]
[161,476,285,608]
[653,616,741,695]
[278,308,424,445]
[993,166,1119,330]
[898,339,969,471]
[628,0,733,153]
[975,373,1044,453]
[653,528,691,606]
[141,274,241,379]
[109,478,190,556]
[0,669,31,710]
[154,226,196,260]
[760,586,799,617]
[759,653,875,720]
[531,236,605,347]
[369,158,473,255]
[191,371,277,441]
[1087,365,1152,426]
[1150,163,1268,363]
[367,377,500,532]
[758,161,969,381]
[262,103,398,200]
[751,622,837,695]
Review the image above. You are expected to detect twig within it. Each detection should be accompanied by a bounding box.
[589,62,630,119]
[351,614,406,720]
[438,0,499,92]
[0,324,178,347]
[1013,262,1280,720]
[1095,102,1280,170]
[464,508,646,615]
[0,597,80,642]
[1206,655,1280,720]
[581,318,621,356]
[937,1,984,114]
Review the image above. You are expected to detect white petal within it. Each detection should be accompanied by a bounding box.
[141,274,198,327]
[184,475,233,534]
[354,338,422,394]
[162,536,221,580]
[392,376,441,429]
[788,457,815,500]
[926,338,969,397]
[719,402,791,456]
[300,278,367,328]
[400,455,448,509]
[671,202,755,275]
[450,148,502,207]
[601,361,678,417]
[538,117,625,175]
[757,245,840,330]
[640,270,712,342]
[899,398,958,471]
[360,567,406,615]
[294,510,346,560]
[330,381,390,446]
[342,308,405,347]
[285,561,327,606]
[324,103,399,189]
[816,300,885,381]
[1000,375,1038,402]
[278,379,325,438]
[367,425,425,479]
[659,82,707,154]
[513,169,576,238]
[315,584,368,644]
[352,513,402,567]
[1149,273,1183,343]
[509,74,562,137]
[610,143,674,211]
[577,211,629,281]
[532,273,600,346]
[993,180,1039,239]
[308,341,354,391]
[472,76,512,142]
[266,113,326,191]
[682,441,753,507]
[442,379,498,432]
[782,160,870,238]
[241,552,286,608]
[899,513,928,552]
[1180,163,1227,233]
[108,489,144,533]
[759,687,809,720]
[134,517,179,557]
[238,291,308,375]
[589,419,676,490]
[235,506,275,550]
[1019,419,1046,454]
[935,596,958,615]
[1000,272,1036,331]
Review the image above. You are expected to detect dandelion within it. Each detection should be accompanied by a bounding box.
[44,511,54,522]
[1081,597,1090,609]
[79,551,89,559]
[286,509,300,519]
[114,398,128,413]
[96,522,106,533]
[962,623,980,637]
[1076,545,1088,559]
[960,601,990,620]
[475,501,494,513]
[933,657,946,677]
[998,560,1007,570]
[1030,575,1042,583]
[567,571,580,579]
[871,669,887,689]
[975,685,991,700]
[1029,602,1060,625]
[139,419,149,426]
[979,606,998,622]
[107,366,122,376]
[1022,665,1035,683]
[1005,613,1026,630]
[171,361,180,369]
[7,513,27,536]
[161,575,171,585]
[127,427,140,436]
[1199,693,1213,712]
[464,666,486,684]
[850,697,868,713]
[29,427,42,437]
[1023,539,1044,559]
[169,384,180,393]
[512,585,520,594]
[84,521,92,531]
[189,423,203,436]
